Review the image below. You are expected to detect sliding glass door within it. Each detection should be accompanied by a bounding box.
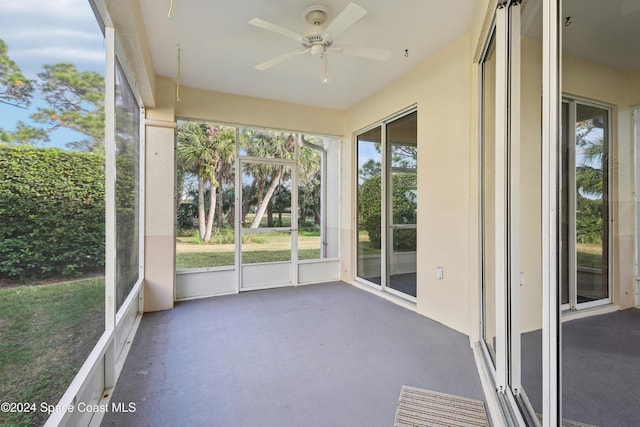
[356,109,417,299]
[560,100,610,309]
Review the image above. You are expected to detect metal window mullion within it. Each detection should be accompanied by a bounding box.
[634,108,640,281]
[291,135,299,285]
[568,101,577,309]
[381,124,388,290]
[508,1,522,395]
[239,156,296,166]
[103,24,117,389]
[138,106,146,313]
[494,5,509,393]
[542,0,562,425]
[605,107,612,305]
[320,143,327,258]
[235,130,241,293]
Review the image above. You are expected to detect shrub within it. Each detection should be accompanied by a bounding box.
[0,145,105,280]
[177,202,197,231]
[358,173,416,250]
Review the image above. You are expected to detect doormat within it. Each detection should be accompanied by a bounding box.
[394,385,489,427]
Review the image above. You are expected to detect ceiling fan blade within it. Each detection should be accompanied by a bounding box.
[255,49,309,71]
[249,18,303,42]
[331,45,391,62]
[324,3,367,39]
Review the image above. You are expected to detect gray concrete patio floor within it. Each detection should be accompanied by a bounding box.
[101,282,485,427]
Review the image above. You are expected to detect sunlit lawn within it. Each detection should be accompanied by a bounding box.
[0,277,105,427]
[176,227,323,269]
[576,242,604,270]
[357,230,381,255]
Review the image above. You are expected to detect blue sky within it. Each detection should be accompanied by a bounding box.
[0,0,105,149]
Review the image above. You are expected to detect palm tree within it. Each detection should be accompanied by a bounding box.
[177,122,235,242]
[298,142,322,225]
[242,130,295,228]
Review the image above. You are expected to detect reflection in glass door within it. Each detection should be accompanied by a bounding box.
[356,127,383,286]
[560,100,610,309]
[387,112,417,297]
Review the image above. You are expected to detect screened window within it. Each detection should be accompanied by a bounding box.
[114,59,141,310]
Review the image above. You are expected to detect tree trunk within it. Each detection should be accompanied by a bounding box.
[251,170,281,228]
[313,207,320,225]
[227,200,235,228]
[267,200,273,227]
[242,179,257,225]
[204,185,217,242]
[217,174,224,229]
[198,175,206,239]
[300,205,306,224]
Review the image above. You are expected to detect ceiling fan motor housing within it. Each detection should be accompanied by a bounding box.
[302,4,333,51]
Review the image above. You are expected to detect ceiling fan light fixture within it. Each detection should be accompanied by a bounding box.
[310,44,325,56]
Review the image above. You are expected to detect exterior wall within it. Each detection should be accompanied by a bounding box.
[519,36,544,333]
[343,34,475,335]
[144,76,176,311]
[174,86,345,137]
[143,82,345,309]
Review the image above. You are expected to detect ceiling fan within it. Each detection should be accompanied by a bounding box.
[249,3,391,83]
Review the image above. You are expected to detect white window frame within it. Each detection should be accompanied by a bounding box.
[353,106,418,303]
[477,1,561,426]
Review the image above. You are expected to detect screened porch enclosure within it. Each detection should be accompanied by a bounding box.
[175,123,341,299]
[44,0,640,425]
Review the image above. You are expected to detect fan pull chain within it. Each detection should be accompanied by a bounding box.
[176,46,182,101]
[168,0,175,18]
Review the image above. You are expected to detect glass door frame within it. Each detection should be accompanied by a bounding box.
[477,0,562,425]
[560,97,612,311]
[235,153,299,291]
[354,106,418,302]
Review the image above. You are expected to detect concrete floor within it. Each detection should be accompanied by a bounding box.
[102,282,485,427]
[521,308,640,426]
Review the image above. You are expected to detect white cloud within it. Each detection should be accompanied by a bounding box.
[12,47,104,65]
[0,0,103,148]
[0,0,104,74]
[0,0,92,22]
[8,29,102,43]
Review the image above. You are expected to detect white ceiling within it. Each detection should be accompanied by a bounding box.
[523,0,640,72]
[138,0,477,110]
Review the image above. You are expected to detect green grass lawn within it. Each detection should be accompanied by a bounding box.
[177,248,321,269]
[0,278,105,427]
[576,243,604,270]
[176,229,323,269]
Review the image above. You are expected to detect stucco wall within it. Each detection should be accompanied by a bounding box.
[344,33,474,335]
[174,86,345,137]
[144,76,177,312]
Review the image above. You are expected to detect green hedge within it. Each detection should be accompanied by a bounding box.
[359,173,417,250]
[0,145,105,280]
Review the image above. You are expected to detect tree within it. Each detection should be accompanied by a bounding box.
[0,38,34,109]
[31,63,105,152]
[242,130,296,228]
[359,158,381,180]
[298,140,322,226]
[574,118,606,245]
[1,121,49,144]
[177,122,235,242]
